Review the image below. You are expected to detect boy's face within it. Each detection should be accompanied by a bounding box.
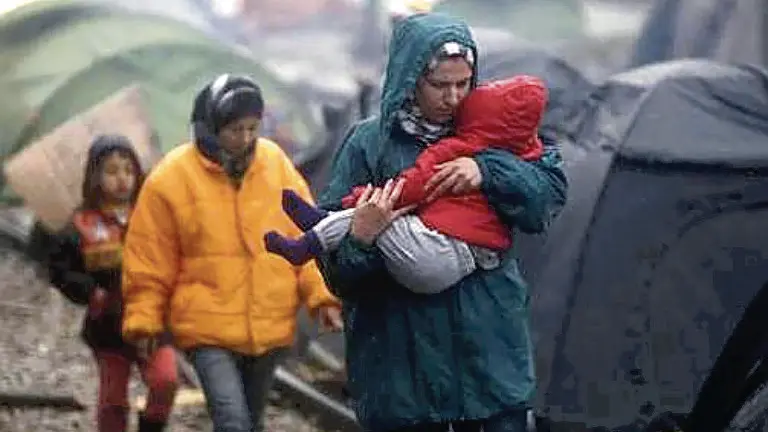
[218,116,261,155]
[100,152,137,205]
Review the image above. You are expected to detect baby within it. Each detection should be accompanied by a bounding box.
[265,75,547,294]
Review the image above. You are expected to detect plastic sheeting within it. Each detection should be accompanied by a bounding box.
[630,0,768,70]
[528,59,768,430]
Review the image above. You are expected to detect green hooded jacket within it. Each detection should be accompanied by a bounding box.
[317,13,568,431]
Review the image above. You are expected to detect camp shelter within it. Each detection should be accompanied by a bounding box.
[528,59,768,430]
[0,0,321,204]
[629,0,768,70]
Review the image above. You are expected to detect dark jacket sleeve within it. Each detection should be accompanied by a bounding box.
[475,133,568,234]
[316,121,388,299]
[42,224,97,306]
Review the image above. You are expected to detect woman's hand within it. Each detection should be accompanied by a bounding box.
[349,179,415,245]
[424,157,482,203]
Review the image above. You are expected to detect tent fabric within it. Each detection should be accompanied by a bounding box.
[0,0,243,45]
[630,0,768,70]
[0,0,321,203]
[0,3,224,155]
[528,59,768,430]
[565,60,768,166]
[17,43,314,155]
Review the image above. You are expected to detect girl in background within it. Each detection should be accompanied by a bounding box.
[39,134,177,432]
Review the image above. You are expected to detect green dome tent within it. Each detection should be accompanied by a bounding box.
[0,0,321,204]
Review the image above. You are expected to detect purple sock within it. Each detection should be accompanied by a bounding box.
[282,190,327,231]
[264,230,324,265]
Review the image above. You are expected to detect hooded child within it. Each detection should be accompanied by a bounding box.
[42,134,177,432]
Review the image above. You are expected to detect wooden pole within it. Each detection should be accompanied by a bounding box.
[0,389,85,411]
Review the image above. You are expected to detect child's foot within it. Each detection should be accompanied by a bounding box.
[282,190,327,231]
[264,231,323,266]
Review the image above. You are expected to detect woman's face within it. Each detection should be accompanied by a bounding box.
[100,152,137,205]
[415,57,473,124]
[218,116,261,154]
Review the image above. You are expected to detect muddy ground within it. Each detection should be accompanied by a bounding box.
[0,251,330,432]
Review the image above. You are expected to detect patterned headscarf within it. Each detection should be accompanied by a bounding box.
[397,41,475,146]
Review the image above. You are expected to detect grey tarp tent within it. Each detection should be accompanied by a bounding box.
[528,59,768,431]
[630,0,768,69]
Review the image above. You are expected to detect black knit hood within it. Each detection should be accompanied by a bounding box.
[190,74,265,163]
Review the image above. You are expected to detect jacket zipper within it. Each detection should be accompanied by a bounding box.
[233,183,255,353]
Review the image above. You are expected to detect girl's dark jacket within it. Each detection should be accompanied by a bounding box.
[26,138,170,352]
[37,210,130,350]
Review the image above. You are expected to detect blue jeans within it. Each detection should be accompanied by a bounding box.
[188,347,287,432]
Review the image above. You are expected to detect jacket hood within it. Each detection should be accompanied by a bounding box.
[81,134,143,210]
[190,74,264,162]
[379,13,478,138]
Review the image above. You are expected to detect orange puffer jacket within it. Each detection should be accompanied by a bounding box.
[121,139,338,355]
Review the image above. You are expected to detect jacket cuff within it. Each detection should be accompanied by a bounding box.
[122,315,165,343]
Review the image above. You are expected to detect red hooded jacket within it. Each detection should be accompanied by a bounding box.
[342,75,547,250]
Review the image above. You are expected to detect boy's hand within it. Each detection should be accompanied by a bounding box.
[317,305,343,332]
[134,336,160,361]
